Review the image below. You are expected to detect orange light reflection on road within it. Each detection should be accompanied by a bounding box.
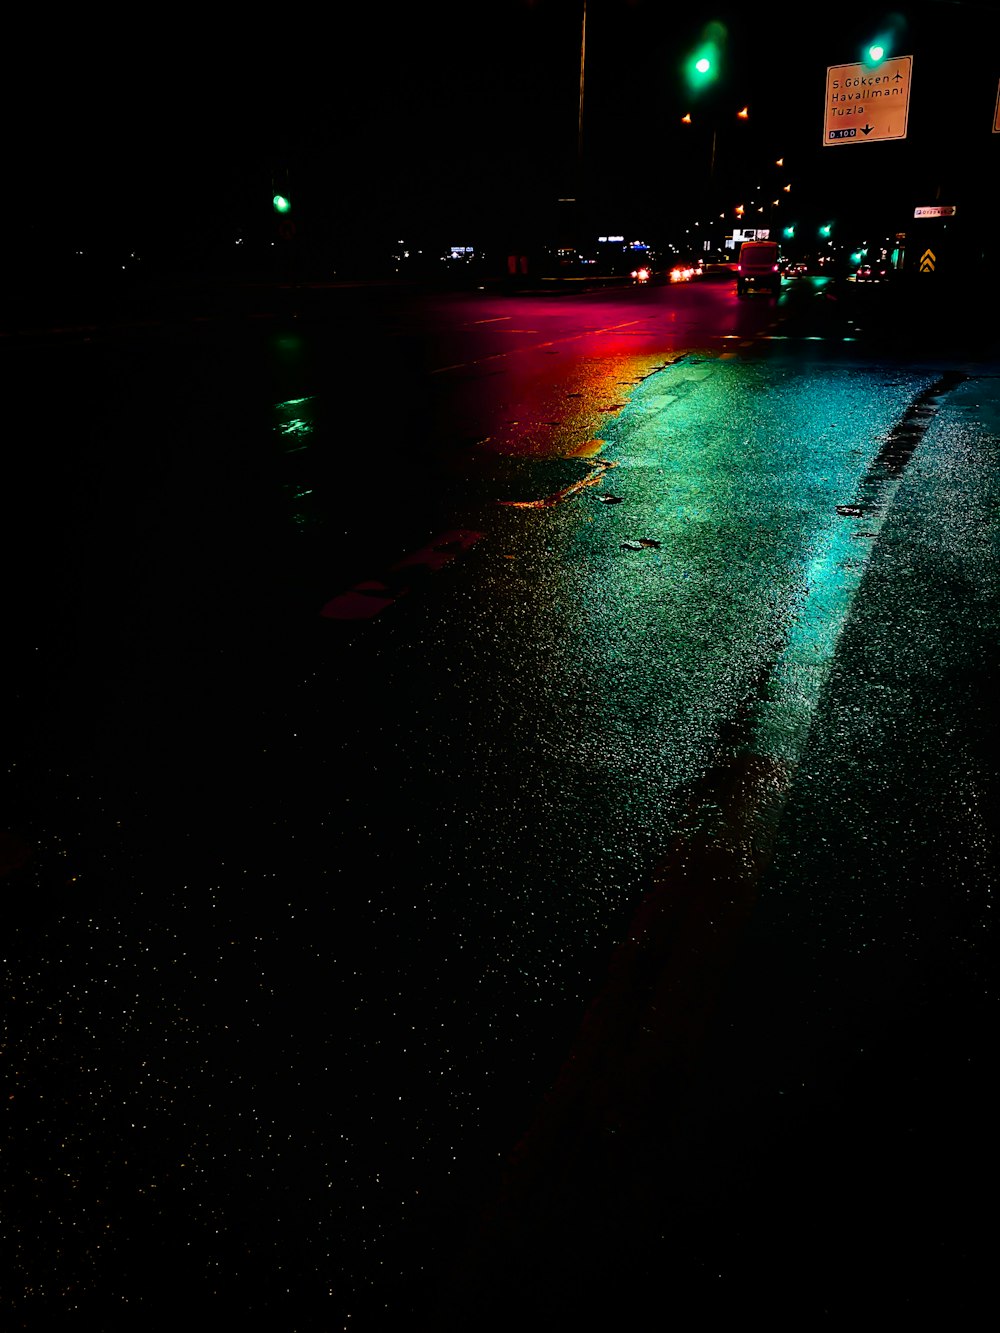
[499,449,617,510]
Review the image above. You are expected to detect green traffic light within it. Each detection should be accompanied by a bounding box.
[685,44,718,90]
[683,20,726,94]
[864,32,891,66]
[272,194,291,214]
[819,223,832,237]
[783,225,795,239]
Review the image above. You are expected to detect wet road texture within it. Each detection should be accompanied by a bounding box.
[2,276,997,1329]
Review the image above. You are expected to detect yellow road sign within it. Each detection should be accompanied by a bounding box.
[920,249,936,273]
[824,55,913,146]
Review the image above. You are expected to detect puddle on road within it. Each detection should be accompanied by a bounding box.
[497,442,617,510]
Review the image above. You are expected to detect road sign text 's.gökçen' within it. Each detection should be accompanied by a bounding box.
[824,56,913,146]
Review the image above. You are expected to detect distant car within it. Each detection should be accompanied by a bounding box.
[630,263,653,283]
[700,251,739,277]
[855,262,888,283]
[784,261,809,277]
[668,261,697,283]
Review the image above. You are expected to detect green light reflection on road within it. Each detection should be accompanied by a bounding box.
[750,513,880,763]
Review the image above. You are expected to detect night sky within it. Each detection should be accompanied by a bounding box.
[7,3,1000,271]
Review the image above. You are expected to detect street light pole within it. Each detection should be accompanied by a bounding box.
[577,1,587,174]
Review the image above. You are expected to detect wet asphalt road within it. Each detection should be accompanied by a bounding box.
[2,272,997,1328]
[438,365,999,1327]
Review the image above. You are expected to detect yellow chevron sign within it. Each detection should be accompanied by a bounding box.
[919,249,936,273]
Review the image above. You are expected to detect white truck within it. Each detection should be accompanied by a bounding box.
[736,239,781,297]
